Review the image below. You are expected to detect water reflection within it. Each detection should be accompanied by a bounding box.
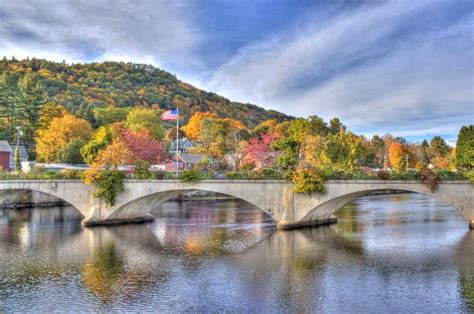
[0,194,472,312]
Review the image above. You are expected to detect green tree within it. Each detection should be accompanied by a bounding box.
[93,107,130,126]
[14,146,21,172]
[80,125,115,164]
[430,136,450,157]
[126,107,164,140]
[328,117,345,135]
[455,125,474,170]
[56,139,87,164]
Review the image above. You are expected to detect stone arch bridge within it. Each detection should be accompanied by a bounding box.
[0,180,472,229]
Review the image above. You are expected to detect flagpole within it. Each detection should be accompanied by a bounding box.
[175,107,179,179]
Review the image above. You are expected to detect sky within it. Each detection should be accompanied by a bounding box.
[0,0,473,144]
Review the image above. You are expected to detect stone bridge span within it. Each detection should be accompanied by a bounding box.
[0,180,472,229]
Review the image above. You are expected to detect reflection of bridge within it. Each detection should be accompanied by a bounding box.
[0,180,472,229]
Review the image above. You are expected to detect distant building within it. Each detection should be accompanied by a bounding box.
[169,138,195,154]
[221,153,240,171]
[0,141,13,171]
[165,153,218,171]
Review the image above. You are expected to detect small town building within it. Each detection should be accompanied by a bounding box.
[169,138,195,154]
[221,153,240,171]
[165,153,218,171]
[0,141,13,171]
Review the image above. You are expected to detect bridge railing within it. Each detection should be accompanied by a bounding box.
[0,168,469,181]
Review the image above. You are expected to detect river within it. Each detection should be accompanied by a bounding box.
[0,193,473,312]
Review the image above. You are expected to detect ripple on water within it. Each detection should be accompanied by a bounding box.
[0,196,473,312]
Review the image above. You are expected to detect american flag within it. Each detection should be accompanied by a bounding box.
[161,109,178,120]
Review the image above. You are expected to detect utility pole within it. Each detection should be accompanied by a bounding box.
[405,154,410,171]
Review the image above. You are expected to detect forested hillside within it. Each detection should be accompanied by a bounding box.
[0,58,289,152]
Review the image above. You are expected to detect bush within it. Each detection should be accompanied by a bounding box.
[467,170,474,184]
[377,171,389,180]
[225,172,243,179]
[92,170,125,207]
[420,167,439,192]
[133,160,152,179]
[152,170,166,179]
[56,139,86,164]
[389,170,419,180]
[292,167,325,193]
[180,169,201,182]
[60,169,83,179]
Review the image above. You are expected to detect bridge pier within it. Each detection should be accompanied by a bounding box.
[277,216,338,229]
[81,213,155,227]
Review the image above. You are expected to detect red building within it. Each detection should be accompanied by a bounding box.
[0,141,13,171]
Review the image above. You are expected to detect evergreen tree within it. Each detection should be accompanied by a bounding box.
[430,136,450,157]
[455,125,474,170]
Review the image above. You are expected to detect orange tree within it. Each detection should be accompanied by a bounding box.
[388,141,405,171]
[182,112,218,140]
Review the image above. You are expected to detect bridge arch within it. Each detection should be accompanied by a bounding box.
[0,180,97,219]
[0,188,86,218]
[299,182,472,227]
[106,188,274,222]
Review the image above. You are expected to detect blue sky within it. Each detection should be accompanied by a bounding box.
[0,0,473,144]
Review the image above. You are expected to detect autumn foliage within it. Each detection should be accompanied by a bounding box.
[36,113,92,162]
[388,142,405,171]
[241,133,276,169]
[181,112,218,140]
[121,129,168,164]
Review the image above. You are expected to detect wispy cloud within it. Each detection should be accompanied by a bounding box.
[0,1,201,70]
[0,0,472,141]
[203,0,473,139]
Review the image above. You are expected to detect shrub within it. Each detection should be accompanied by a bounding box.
[420,167,439,192]
[92,170,125,207]
[180,169,201,182]
[225,172,243,179]
[377,171,389,180]
[292,167,325,193]
[32,165,47,174]
[60,169,83,179]
[152,170,166,179]
[133,160,152,179]
[467,170,474,184]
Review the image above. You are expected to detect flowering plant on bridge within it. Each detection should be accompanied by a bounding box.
[91,170,126,207]
[419,167,439,192]
[292,166,325,193]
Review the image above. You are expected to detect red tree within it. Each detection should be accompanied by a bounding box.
[242,133,277,169]
[122,129,169,164]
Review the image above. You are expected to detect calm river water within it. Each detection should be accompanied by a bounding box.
[0,193,473,312]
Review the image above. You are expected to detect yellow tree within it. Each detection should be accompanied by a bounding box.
[83,138,132,184]
[37,102,68,130]
[93,138,131,170]
[36,113,92,162]
[181,112,218,140]
[388,142,405,171]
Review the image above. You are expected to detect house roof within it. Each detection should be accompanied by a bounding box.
[222,153,239,162]
[0,141,12,153]
[171,138,193,147]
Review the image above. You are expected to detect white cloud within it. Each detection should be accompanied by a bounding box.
[203,0,473,137]
[0,0,202,69]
